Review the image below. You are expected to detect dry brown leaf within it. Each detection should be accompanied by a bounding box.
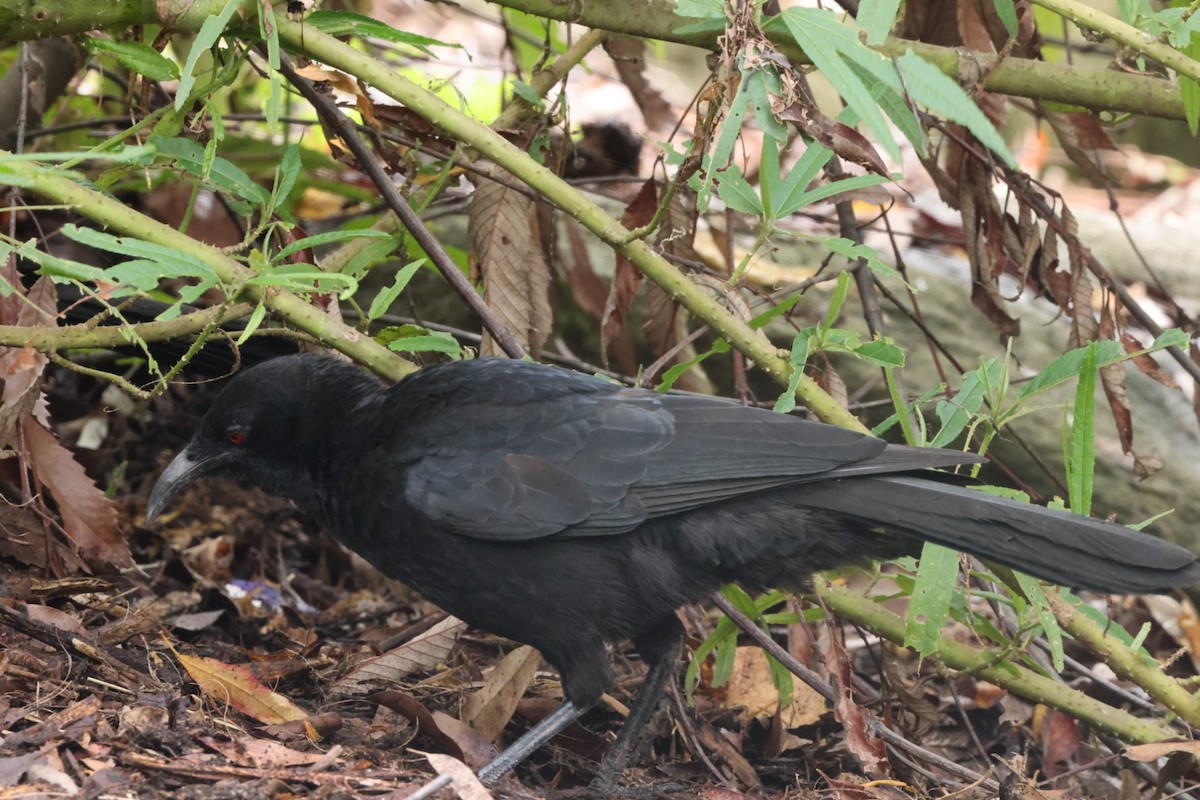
[369,690,465,760]
[601,177,658,364]
[1124,740,1200,762]
[23,419,128,567]
[722,647,826,727]
[178,653,308,725]
[333,615,467,695]
[461,645,541,742]
[432,711,500,770]
[468,177,553,357]
[1043,111,1116,185]
[824,627,888,778]
[423,752,495,800]
[1039,709,1079,778]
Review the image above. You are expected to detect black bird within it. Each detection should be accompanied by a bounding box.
[146,354,1200,787]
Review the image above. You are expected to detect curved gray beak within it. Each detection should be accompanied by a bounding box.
[145,445,228,524]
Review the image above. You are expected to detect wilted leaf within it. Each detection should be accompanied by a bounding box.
[601,178,658,362]
[722,647,826,727]
[23,420,128,567]
[1124,740,1200,762]
[178,653,308,725]
[369,691,465,760]
[423,752,495,800]
[333,616,467,695]
[461,645,541,742]
[1043,111,1116,184]
[468,177,553,357]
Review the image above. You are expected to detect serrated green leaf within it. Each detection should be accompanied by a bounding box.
[273,229,392,262]
[895,51,1016,167]
[367,259,426,322]
[930,358,1004,448]
[779,9,901,161]
[657,338,730,392]
[245,264,358,299]
[858,0,902,44]
[1013,339,1124,404]
[15,240,105,283]
[306,11,456,55]
[773,331,811,413]
[855,337,905,367]
[905,542,961,658]
[382,327,462,356]
[236,302,268,346]
[177,0,240,110]
[61,225,217,285]
[82,37,180,81]
[149,135,270,203]
[715,164,762,215]
[1014,573,1063,671]
[1067,343,1096,516]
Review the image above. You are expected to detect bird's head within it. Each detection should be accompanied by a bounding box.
[145,354,379,524]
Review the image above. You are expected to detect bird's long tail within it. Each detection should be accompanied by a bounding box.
[795,475,1200,593]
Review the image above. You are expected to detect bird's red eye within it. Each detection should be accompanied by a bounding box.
[227,430,246,445]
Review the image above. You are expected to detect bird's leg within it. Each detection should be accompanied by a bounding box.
[476,700,588,785]
[588,616,685,792]
[587,649,677,793]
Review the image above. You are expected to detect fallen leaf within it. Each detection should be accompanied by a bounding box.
[178,653,308,725]
[461,645,541,742]
[423,751,495,800]
[333,615,467,695]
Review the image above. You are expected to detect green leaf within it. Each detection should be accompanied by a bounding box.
[61,225,217,284]
[273,229,392,262]
[858,0,902,44]
[367,259,427,322]
[1066,343,1097,516]
[380,325,463,356]
[855,337,905,367]
[657,338,730,392]
[992,0,1020,37]
[177,0,241,110]
[778,9,901,161]
[773,143,834,217]
[340,235,405,280]
[675,0,727,18]
[821,270,852,337]
[15,240,105,283]
[245,264,359,299]
[895,51,1016,167]
[1013,339,1124,404]
[744,64,789,144]
[82,37,180,81]
[773,331,811,413]
[1014,573,1063,671]
[930,358,1003,448]
[149,135,270,203]
[904,542,962,657]
[1183,39,1200,135]
[236,302,268,346]
[306,11,456,55]
[715,164,762,215]
[823,237,900,279]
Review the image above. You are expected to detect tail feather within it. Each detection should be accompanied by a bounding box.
[796,475,1200,593]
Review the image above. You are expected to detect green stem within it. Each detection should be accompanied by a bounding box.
[278,20,865,430]
[1030,0,1200,83]
[0,157,413,381]
[817,581,1178,743]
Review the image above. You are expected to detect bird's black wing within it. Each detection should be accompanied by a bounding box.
[388,360,976,541]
